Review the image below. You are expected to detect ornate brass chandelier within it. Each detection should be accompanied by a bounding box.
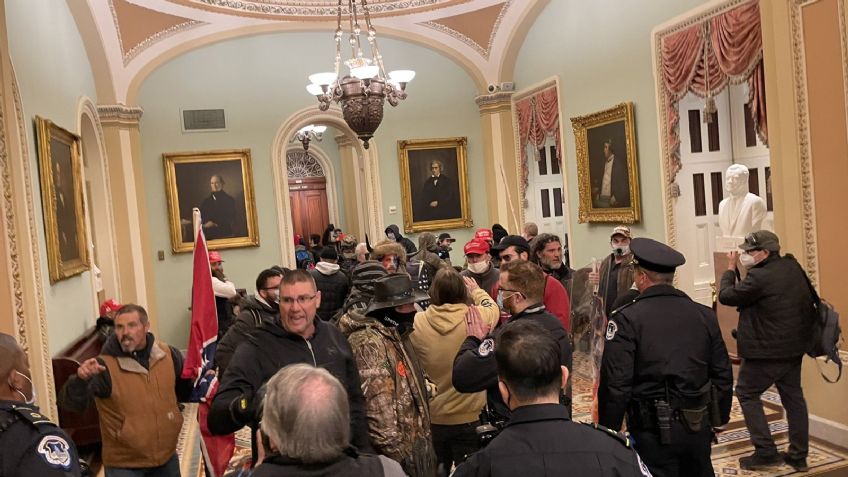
[306,0,415,149]
[292,124,327,151]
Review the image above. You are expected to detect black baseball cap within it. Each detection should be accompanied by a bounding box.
[491,235,530,254]
[438,233,456,242]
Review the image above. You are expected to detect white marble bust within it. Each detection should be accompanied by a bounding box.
[718,164,767,239]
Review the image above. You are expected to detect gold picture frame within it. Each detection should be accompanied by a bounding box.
[398,137,473,233]
[35,116,90,283]
[163,149,259,253]
[571,102,641,223]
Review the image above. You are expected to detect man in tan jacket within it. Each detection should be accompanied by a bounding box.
[60,305,191,476]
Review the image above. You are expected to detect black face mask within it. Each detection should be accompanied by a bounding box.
[379,307,417,335]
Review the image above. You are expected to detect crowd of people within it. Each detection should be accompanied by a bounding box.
[0,224,816,477]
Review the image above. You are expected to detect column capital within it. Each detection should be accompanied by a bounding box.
[475,91,514,114]
[97,104,144,127]
[335,133,354,147]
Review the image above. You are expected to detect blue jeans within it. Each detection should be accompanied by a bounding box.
[105,454,181,477]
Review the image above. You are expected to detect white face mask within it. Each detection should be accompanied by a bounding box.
[613,244,630,257]
[739,252,757,269]
[467,261,489,274]
[11,371,36,406]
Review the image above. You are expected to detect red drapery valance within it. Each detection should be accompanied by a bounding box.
[660,0,766,196]
[515,85,561,204]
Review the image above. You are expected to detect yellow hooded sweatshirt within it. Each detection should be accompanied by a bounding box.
[410,288,500,425]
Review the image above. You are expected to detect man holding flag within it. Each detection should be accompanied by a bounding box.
[182,208,236,476]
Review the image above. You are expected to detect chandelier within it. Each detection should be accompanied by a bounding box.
[306,0,415,149]
[291,124,327,151]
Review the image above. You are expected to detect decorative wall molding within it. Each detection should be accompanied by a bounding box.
[475,91,514,113]
[184,0,457,18]
[97,104,144,127]
[9,68,55,418]
[788,0,820,286]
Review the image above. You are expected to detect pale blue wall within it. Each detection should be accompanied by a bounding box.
[513,0,707,267]
[137,32,484,347]
[6,0,98,353]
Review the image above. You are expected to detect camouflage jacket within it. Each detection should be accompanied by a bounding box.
[338,310,437,477]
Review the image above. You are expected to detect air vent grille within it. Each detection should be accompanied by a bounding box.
[182,109,226,131]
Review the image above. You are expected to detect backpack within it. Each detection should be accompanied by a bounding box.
[801,268,843,383]
[295,248,313,269]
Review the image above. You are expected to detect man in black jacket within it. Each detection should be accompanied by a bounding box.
[385,224,417,255]
[599,238,733,477]
[208,270,372,454]
[453,259,572,422]
[719,231,813,472]
[216,268,283,374]
[454,321,651,477]
[309,247,351,321]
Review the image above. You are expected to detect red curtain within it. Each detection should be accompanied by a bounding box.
[515,85,562,204]
[660,0,765,195]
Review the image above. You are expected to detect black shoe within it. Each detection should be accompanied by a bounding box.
[782,452,809,472]
[739,452,783,470]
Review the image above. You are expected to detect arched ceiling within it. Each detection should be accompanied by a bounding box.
[72,0,548,103]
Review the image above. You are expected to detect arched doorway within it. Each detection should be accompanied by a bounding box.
[272,107,384,267]
[77,98,120,309]
[286,149,331,243]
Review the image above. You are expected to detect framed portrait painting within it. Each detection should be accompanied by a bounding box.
[35,116,89,283]
[398,137,473,233]
[163,149,259,253]
[571,102,641,223]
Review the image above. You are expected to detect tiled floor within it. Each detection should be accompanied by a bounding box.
[178,350,848,476]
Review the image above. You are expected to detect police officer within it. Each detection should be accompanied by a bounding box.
[453,259,571,424]
[454,320,651,476]
[0,333,81,476]
[598,238,733,477]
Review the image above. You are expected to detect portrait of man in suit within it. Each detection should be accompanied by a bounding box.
[416,159,461,222]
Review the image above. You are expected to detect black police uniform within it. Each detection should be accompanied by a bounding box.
[0,400,81,477]
[598,238,733,477]
[452,304,572,421]
[453,403,652,477]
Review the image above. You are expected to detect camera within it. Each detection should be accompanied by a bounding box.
[487,83,499,94]
[476,405,506,447]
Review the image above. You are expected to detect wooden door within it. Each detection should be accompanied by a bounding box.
[289,177,330,241]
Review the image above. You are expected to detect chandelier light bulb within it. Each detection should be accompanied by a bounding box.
[313,125,328,134]
[389,70,416,84]
[308,72,338,86]
[306,84,324,96]
[351,65,379,80]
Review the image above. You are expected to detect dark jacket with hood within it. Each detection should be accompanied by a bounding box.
[310,262,351,321]
[208,319,372,452]
[718,253,814,359]
[385,224,417,255]
[215,294,280,374]
[407,233,448,308]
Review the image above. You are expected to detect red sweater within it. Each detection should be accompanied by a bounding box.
[492,274,571,332]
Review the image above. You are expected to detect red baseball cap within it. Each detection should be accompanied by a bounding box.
[100,299,122,317]
[208,251,224,263]
[475,229,493,241]
[464,239,490,256]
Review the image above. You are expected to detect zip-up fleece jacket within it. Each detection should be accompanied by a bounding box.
[208,319,372,452]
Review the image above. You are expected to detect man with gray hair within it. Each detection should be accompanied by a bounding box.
[253,364,405,476]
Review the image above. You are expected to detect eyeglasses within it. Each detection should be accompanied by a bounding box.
[745,233,758,246]
[279,294,317,306]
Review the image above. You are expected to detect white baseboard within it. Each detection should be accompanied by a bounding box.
[810,414,848,449]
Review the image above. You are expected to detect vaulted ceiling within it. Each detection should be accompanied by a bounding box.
[71,0,549,103]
